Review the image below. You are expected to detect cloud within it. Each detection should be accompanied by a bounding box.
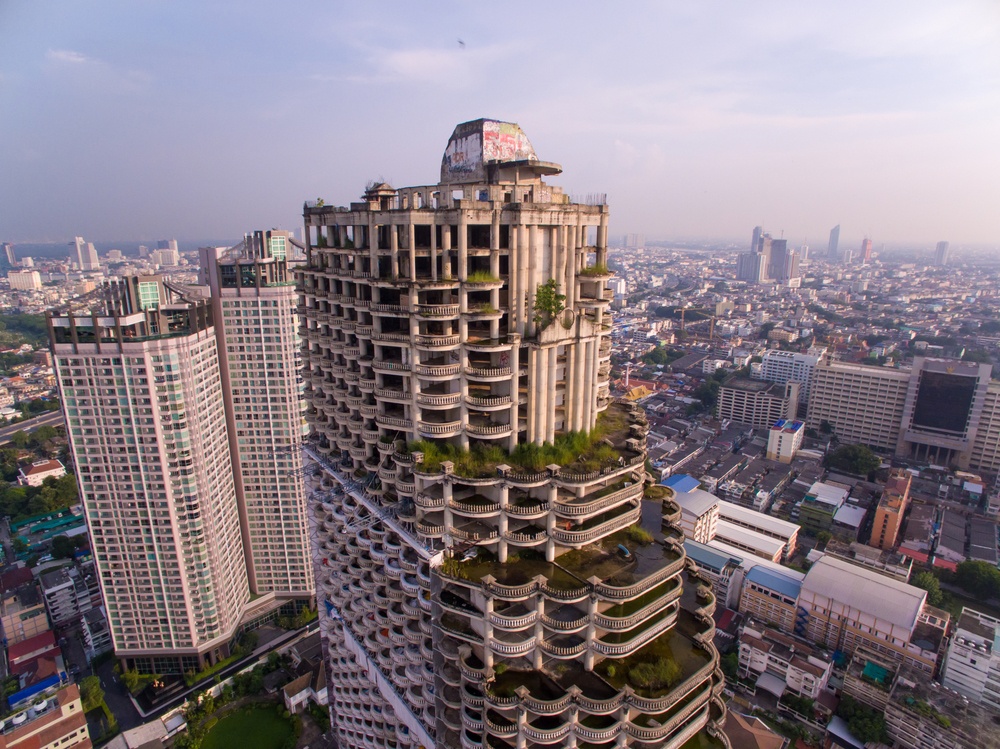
[46,49,94,65]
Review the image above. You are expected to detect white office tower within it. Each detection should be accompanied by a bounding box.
[755,350,823,406]
[199,231,313,600]
[301,120,727,749]
[50,278,250,674]
[70,236,101,271]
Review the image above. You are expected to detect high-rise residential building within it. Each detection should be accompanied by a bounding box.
[198,231,313,601]
[7,269,43,291]
[301,119,728,749]
[750,225,762,252]
[941,607,1000,710]
[50,267,312,674]
[70,236,100,271]
[827,224,840,259]
[736,230,772,283]
[756,349,822,406]
[934,240,951,266]
[871,468,912,551]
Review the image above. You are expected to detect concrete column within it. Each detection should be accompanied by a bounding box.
[430,220,438,281]
[572,340,586,432]
[526,225,538,338]
[545,484,557,562]
[536,347,549,445]
[390,223,399,279]
[509,224,519,333]
[508,346,520,453]
[583,339,595,430]
[442,225,452,279]
[525,348,537,443]
[584,596,598,670]
[407,223,416,282]
[547,347,558,443]
[457,213,468,281]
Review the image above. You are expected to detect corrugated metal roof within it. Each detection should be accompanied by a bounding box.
[745,565,803,600]
[801,556,925,631]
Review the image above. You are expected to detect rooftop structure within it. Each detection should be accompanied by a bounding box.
[940,607,1000,711]
[716,378,798,430]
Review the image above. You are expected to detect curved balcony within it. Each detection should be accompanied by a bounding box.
[465,394,512,410]
[416,522,444,537]
[415,492,445,509]
[465,421,513,438]
[593,610,679,657]
[489,609,538,630]
[505,499,548,519]
[415,363,462,378]
[537,638,587,658]
[553,481,644,519]
[593,550,685,601]
[414,333,461,349]
[416,392,462,407]
[503,527,547,547]
[465,365,512,381]
[372,359,411,374]
[485,715,518,739]
[450,497,501,517]
[376,414,413,430]
[375,387,408,401]
[549,502,642,547]
[465,336,513,353]
[490,635,536,657]
[463,305,504,321]
[371,303,409,315]
[540,611,589,633]
[594,579,682,630]
[415,303,460,318]
[418,420,463,438]
[459,650,487,682]
[523,720,571,744]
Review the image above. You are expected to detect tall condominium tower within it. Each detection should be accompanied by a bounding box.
[827,224,840,259]
[70,236,101,271]
[860,237,873,264]
[301,119,727,749]
[51,254,314,674]
[198,231,313,600]
[0,242,16,272]
[50,278,249,674]
[935,240,951,266]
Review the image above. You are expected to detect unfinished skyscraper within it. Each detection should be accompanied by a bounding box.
[301,119,727,749]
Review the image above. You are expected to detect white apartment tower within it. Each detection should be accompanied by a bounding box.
[199,231,313,601]
[756,349,822,406]
[70,236,100,271]
[301,120,728,749]
[50,279,249,674]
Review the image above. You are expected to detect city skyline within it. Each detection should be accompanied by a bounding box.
[2,1,999,245]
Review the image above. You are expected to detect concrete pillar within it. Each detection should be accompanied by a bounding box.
[526,348,537,443]
[430,219,438,281]
[390,223,399,279]
[508,346,520,452]
[407,223,416,282]
[582,339,595,430]
[546,347,558,443]
[457,213,468,281]
[509,223,519,333]
[526,225,538,338]
[442,225,452,279]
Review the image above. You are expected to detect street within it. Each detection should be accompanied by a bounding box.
[0,411,64,445]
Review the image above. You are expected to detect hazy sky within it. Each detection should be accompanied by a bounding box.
[2,1,999,248]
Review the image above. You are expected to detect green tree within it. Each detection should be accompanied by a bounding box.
[532,279,566,330]
[911,571,945,606]
[955,560,1000,600]
[837,695,889,744]
[825,444,880,476]
[11,537,28,555]
[51,534,77,560]
[80,675,104,712]
[9,431,29,449]
[816,531,832,548]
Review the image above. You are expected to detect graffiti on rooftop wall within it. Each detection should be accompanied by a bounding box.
[441,120,537,183]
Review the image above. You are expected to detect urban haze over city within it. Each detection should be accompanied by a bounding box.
[0,3,999,749]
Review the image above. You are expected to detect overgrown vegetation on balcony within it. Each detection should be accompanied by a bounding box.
[578,263,611,277]
[595,628,709,698]
[407,403,634,477]
[466,271,501,283]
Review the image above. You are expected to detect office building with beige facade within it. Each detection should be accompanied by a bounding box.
[301,119,728,749]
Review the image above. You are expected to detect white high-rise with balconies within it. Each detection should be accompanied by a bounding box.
[301,119,727,749]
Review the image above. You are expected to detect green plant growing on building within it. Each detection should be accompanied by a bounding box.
[532,279,565,331]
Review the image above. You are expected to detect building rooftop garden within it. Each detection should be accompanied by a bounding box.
[594,623,712,698]
[407,401,640,478]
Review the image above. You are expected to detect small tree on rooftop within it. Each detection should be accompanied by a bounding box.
[532,279,565,331]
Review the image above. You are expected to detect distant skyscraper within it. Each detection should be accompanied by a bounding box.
[70,236,100,271]
[157,239,179,252]
[623,232,645,249]
[799,244,809,263]
[935,241,951,266]
[751,225,763,252]
[0,242,16,272]
[827,225,840,259]
[860,237,873,264]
